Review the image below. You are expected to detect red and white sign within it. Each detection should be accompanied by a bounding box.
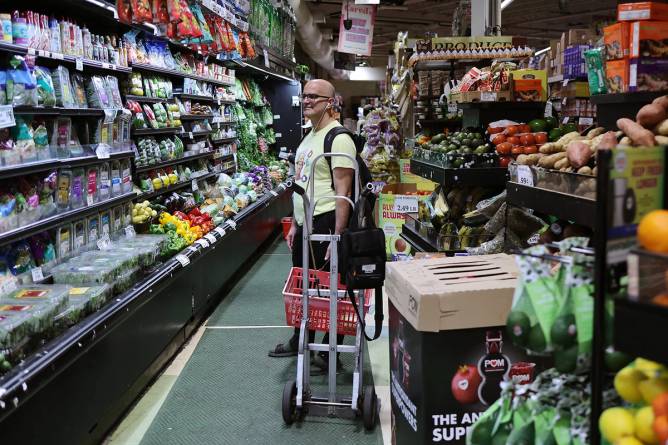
[337,1,376,57]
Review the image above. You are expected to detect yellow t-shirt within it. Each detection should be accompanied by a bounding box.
[293,121,356,225]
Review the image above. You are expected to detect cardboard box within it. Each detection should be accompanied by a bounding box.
[567,28,596,46]
[563,81,591,98]
[618,1,668,21]
[550,39,560,56]
[604,22,630,60]
[511,69,547,101]
[630,21,668,58]
[458,90,513,102]
[606,59,630,93]
[630,58,668,91]
[376,183,431,257]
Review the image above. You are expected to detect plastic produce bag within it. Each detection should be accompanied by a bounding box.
[105,76,123,109]
[34,66,56,106]
[7,56,37,106]
[0,71,7,105]
[51,65,75,108]
[131,0,153,22]
[70,73,88,109]
[86,76,111,108]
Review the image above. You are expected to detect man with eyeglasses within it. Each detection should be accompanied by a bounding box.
[268,79,356,374]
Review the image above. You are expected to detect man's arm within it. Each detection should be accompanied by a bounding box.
[333,167,354,235]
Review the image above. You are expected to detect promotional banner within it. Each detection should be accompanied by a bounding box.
[337,1,376,57]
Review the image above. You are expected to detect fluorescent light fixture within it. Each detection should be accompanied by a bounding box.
[500,0,515,10]
[534,46,550,56]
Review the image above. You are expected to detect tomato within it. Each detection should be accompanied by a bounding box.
[520,134,535,146]
[492,134,506,146]
[534,132,548,144]
[505,125,519,136]
[496,142,512,155]
[499,155,512,168]
[511,146,524,155]
[488,126,504,134]
[451,365,482,405]
[507,136,520,145]
[524,145,538,154]
[520,124,531,133]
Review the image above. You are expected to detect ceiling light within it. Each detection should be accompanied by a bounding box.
[500,0,515,10]
[534,46,550,56]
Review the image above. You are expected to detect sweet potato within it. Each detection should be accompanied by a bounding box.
[577,166,593,175]
[636,103,667,128]
[539,142,561,154]
[516,154,529,165]
[538,152,567,168]
[653,95,668,111]
[586,127,606,139]
[555,157,570,170]
[567,140,592,169]
[617,118,656,146]
[654,119,668,136]
[655,135,668,145]
[596,131,618,151]
[620,136,633,146]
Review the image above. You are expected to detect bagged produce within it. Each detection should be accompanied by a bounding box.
[54,284,111,327]
[7,56,37,106]
[51,65,75,108]
[0,71,7,105]
[86,76,111,108]
[34,66,56,106]
[70,73,88,108]
[129,72,143,96]
[13,118,37,162]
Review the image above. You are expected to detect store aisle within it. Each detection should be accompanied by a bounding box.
[107,237,389,445]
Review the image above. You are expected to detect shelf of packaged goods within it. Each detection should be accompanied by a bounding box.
[505,181,596,227]
[130,63,234,87]
[0,42,132,73]
[132,127,182,136]
[409,159,508,187]
[12,106,106,117]
[417,119,462,127]
[230,59,297,82]
[134,151,215,174]
[457,101,546,110]
[0,192,136,246]
[211,118,237,126]
[213,152,234,161]
[175,94,235,105]
[124,95,171,103]
[0,186,292,442]
[181,130,213,139]
[211,136,237,144]
[591,91,668,129]
[180,114,215,121]
[614,298,668,365]
[0,148,134,179]
[136,172,217,201]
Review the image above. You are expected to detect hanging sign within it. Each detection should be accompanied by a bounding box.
[337,1,376,57]
[415,36,515,53]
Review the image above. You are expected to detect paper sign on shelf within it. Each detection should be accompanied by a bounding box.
[76,58,84,71]
[196,239,210,248]
[215,227,227,237]
[544,101,553,117]
[480,92,497,102]
[31,267,44,282]
[337,1,376,57]
[87,194,94,206]
[562,78,569,87]
[97,236,111,250]
[124,225,136,239]
[227,220,237,230]
[96,144,110,159]
[578,117,594,126]
[263,49,270,68]
[0,105,16,130]
[447,103,458,113]
[1,277,18,294]
[517,165,534,187]
[52,52,64,60]
[191,179,199,191]
[393,195,419,213]
[205,233,217,244]
[102,62,111,69]
[273,115,280,119]
[175,254,190,267]
[562,116,570,125]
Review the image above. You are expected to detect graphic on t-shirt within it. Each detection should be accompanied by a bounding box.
[296,149,314,185]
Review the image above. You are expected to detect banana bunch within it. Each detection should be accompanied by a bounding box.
[458,225,487,248]
[438,222,459,250]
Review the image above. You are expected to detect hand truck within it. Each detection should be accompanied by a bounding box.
[281,152,379,430]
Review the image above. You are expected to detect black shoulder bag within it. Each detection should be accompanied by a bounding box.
[340,189,386,341]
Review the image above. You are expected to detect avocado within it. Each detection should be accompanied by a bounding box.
[507,421,535,445]
[529,119,547,133]
[461,138,472,147]
[432,134,445,144]
[447,144,458,152]
[471,138,484,147]
[528,324,546,352]
[562,123,578,134]
[550,313,577,350]
[548,128,562,141]
[453,158,464,168]
[554,344,578,373]
[469,416,494,445]
[474,146,487,154]
[544,116,558,130]
[462,147,472,154]
[507,311,531,347]
[604,348,633,372]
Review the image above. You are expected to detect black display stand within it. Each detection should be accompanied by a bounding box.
[591,91,668,129]
[459,101,545,129]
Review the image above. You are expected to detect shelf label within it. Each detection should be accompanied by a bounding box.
[96,144,110,159]
[273,114,281,120]
[544,101,553,117]
[196,238,210,248]
[205,233,217,244]
[52,52,64,60]
[393,196,418,213]
[270,190,278,196]
[175,254,190,267]
[0,105,16,129]
[28,48,36,55]
[480,92,497,102]
[31,267,44,282]
[188,131,194,139]
[275,132,282,138]
[38,50,50,58]
[102,62,111,69]
[562,78,569,87]
[124,225,136,239]
[562,116,570,125]
[103,109,116,124]
[97,236,112,250]
[87,194,94,207]
[517,165,534,187]
[227,220,237,230]
[191,179,199,191]
[527,233,540,245]
[1,277,18,294]
[578,117,594,126]
[263,48,270,68]
[215,227,227,237]
[447,102,458,113]
[76,57,84,71]
[627,253,639,300]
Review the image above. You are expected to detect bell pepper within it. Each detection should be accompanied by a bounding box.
[174,211,188,221]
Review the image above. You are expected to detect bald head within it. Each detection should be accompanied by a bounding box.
[304,79,335,98]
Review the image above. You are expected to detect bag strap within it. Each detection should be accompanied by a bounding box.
[347,286,383,341]
[323,126,355,190]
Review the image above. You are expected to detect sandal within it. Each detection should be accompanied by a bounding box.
[268,342,298,357]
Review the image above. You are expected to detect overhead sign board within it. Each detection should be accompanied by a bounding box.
[337,1,376,57]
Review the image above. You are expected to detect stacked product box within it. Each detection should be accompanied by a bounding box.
[563,45,591,80]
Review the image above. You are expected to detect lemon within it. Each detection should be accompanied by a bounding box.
[638,378,668,405]
[635,406,659,444]
[635,358,667,378]
[615,367,648,403]
[615,437,645,445]
[600,407,635,443]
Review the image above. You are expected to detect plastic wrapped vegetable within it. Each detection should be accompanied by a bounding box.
[7,56,38,106]
[13,118,37,162]
[51,65,75,108]
[86,76,111,108]
[70,73,88,109]
[34,66,56,106]
[131,0,153,22]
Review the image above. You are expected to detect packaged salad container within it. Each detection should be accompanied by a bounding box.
[77,250,138,273]
[0,309,34,349]
[99,162,111,201]
[1,284,70,309]
[54,284,110,327]
[51,263,117,286]
[100,210,112,237]
[112,267,140,295]
[112,205,123,234]
[87,214,100,245]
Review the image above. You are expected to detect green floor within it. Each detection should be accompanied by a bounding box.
[138,238,384,445]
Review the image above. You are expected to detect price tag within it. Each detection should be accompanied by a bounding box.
[196,238,210,248]
[102,62,111,69]
[562,97,568,106]
[103,109,116,124]
[562,116,570,125]
[562,78,569,87]
[270,190,278,196]
[393,195,419,213]
[53,52,64,60]
[517,165,534,187]
[96,144,110,159]
[447,102,458,113]
[0,105,16,129]
[76,57,83,71]
[578,117,594,126]
[31,267,44,282]
[1,277,18,294]
[28,48,36,55]
[480,92,497,102]
[263,48,270,68]
[87,194,94,206]
[110,64,117,71]
[275,132,282,138]
[124,225,136,239]
[191,179,199,191]
[175,254,190,267]
[544,101,553,117]
[188,131,193,139]
[527,233,540,245]
[38,50,50,58]
[628,253,639,300]
[273,114,280,119]
[227,220,237,230]
[205,233,217,244]
[97,236,112,250]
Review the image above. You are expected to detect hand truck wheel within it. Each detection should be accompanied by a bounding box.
[282,380,298,425]
[362,385,378,431]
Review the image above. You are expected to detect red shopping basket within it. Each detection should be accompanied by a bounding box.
[281,217,293,239]
[282,267,372,336]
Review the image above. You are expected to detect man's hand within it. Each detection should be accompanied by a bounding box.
[286,224,297,251]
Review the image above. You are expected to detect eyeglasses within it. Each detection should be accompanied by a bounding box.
[301,94,332,102]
